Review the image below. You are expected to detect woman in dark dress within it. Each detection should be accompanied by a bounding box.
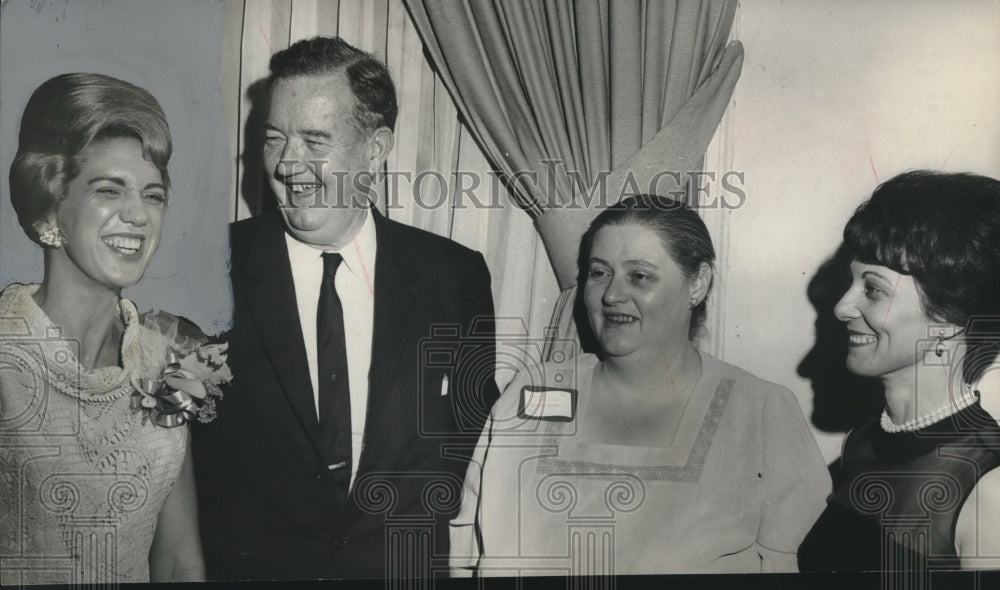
[798,170,1000,572]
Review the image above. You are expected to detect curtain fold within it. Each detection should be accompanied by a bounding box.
[404,0,744,355]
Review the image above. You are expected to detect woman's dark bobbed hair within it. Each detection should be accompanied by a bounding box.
[9,73,172,243]
[844,170,1000,384]
[578,193,715,341]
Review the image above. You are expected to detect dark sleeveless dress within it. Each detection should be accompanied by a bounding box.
[798,403,1000,572]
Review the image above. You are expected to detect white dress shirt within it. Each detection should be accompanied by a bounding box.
[285,211,376,488]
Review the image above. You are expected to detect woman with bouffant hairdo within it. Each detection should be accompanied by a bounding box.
[1,73,229,584]
[799,170,1000,572]
[9,73,173,241]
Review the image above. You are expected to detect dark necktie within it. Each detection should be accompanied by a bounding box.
[317,252,352,498]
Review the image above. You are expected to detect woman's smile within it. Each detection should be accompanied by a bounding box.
[101,233,146,257]
[846,329,878,347]
[603,311,640,325]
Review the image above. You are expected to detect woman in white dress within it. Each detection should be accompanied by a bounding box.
[0,73,226,585]
[451,194,830,576]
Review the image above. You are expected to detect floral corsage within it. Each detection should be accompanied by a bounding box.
[130,312,233,428]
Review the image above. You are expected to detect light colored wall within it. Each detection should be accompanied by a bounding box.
[0,0,234,333]
[722,0,1000,462]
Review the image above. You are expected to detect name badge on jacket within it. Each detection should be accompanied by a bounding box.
[518,386,576,422]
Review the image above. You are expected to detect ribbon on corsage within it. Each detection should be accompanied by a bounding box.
[130,312,232,428]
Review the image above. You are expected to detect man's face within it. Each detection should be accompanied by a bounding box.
[263,72,374,248]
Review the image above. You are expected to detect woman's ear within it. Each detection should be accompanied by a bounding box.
[689,262,713,306]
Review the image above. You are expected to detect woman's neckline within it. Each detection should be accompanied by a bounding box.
[573,350,712,452]
[871,401,999,463]
[11,283,137,375]
[879,382,981,434]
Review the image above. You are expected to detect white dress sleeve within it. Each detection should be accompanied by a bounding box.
[449,410,493,577]
[756,386,832,572]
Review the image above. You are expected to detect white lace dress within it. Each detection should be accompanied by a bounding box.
[0,284,188,585]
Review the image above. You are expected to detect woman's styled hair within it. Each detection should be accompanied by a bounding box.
[9,73,172,243]
[578,193,716,341]
[844,170,1000,383]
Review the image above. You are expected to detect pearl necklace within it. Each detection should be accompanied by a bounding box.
[880,384,980,433]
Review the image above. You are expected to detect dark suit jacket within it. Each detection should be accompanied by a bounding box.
[194,209,499,580]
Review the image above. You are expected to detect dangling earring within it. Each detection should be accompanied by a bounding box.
[39,227,66,248]
[934,329,946,358]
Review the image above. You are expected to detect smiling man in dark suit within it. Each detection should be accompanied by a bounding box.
[194,36,499,580]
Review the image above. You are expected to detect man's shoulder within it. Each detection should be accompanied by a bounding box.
[377,214,481,262]
[228,210,286,269]
[227,210,487,274]
[230,210,279,242]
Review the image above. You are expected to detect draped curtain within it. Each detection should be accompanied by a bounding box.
[219,0,741,384]
[403,0,743,356]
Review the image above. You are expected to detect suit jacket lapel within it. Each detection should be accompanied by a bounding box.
[360,212,423,473]
[241,211,324,454]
